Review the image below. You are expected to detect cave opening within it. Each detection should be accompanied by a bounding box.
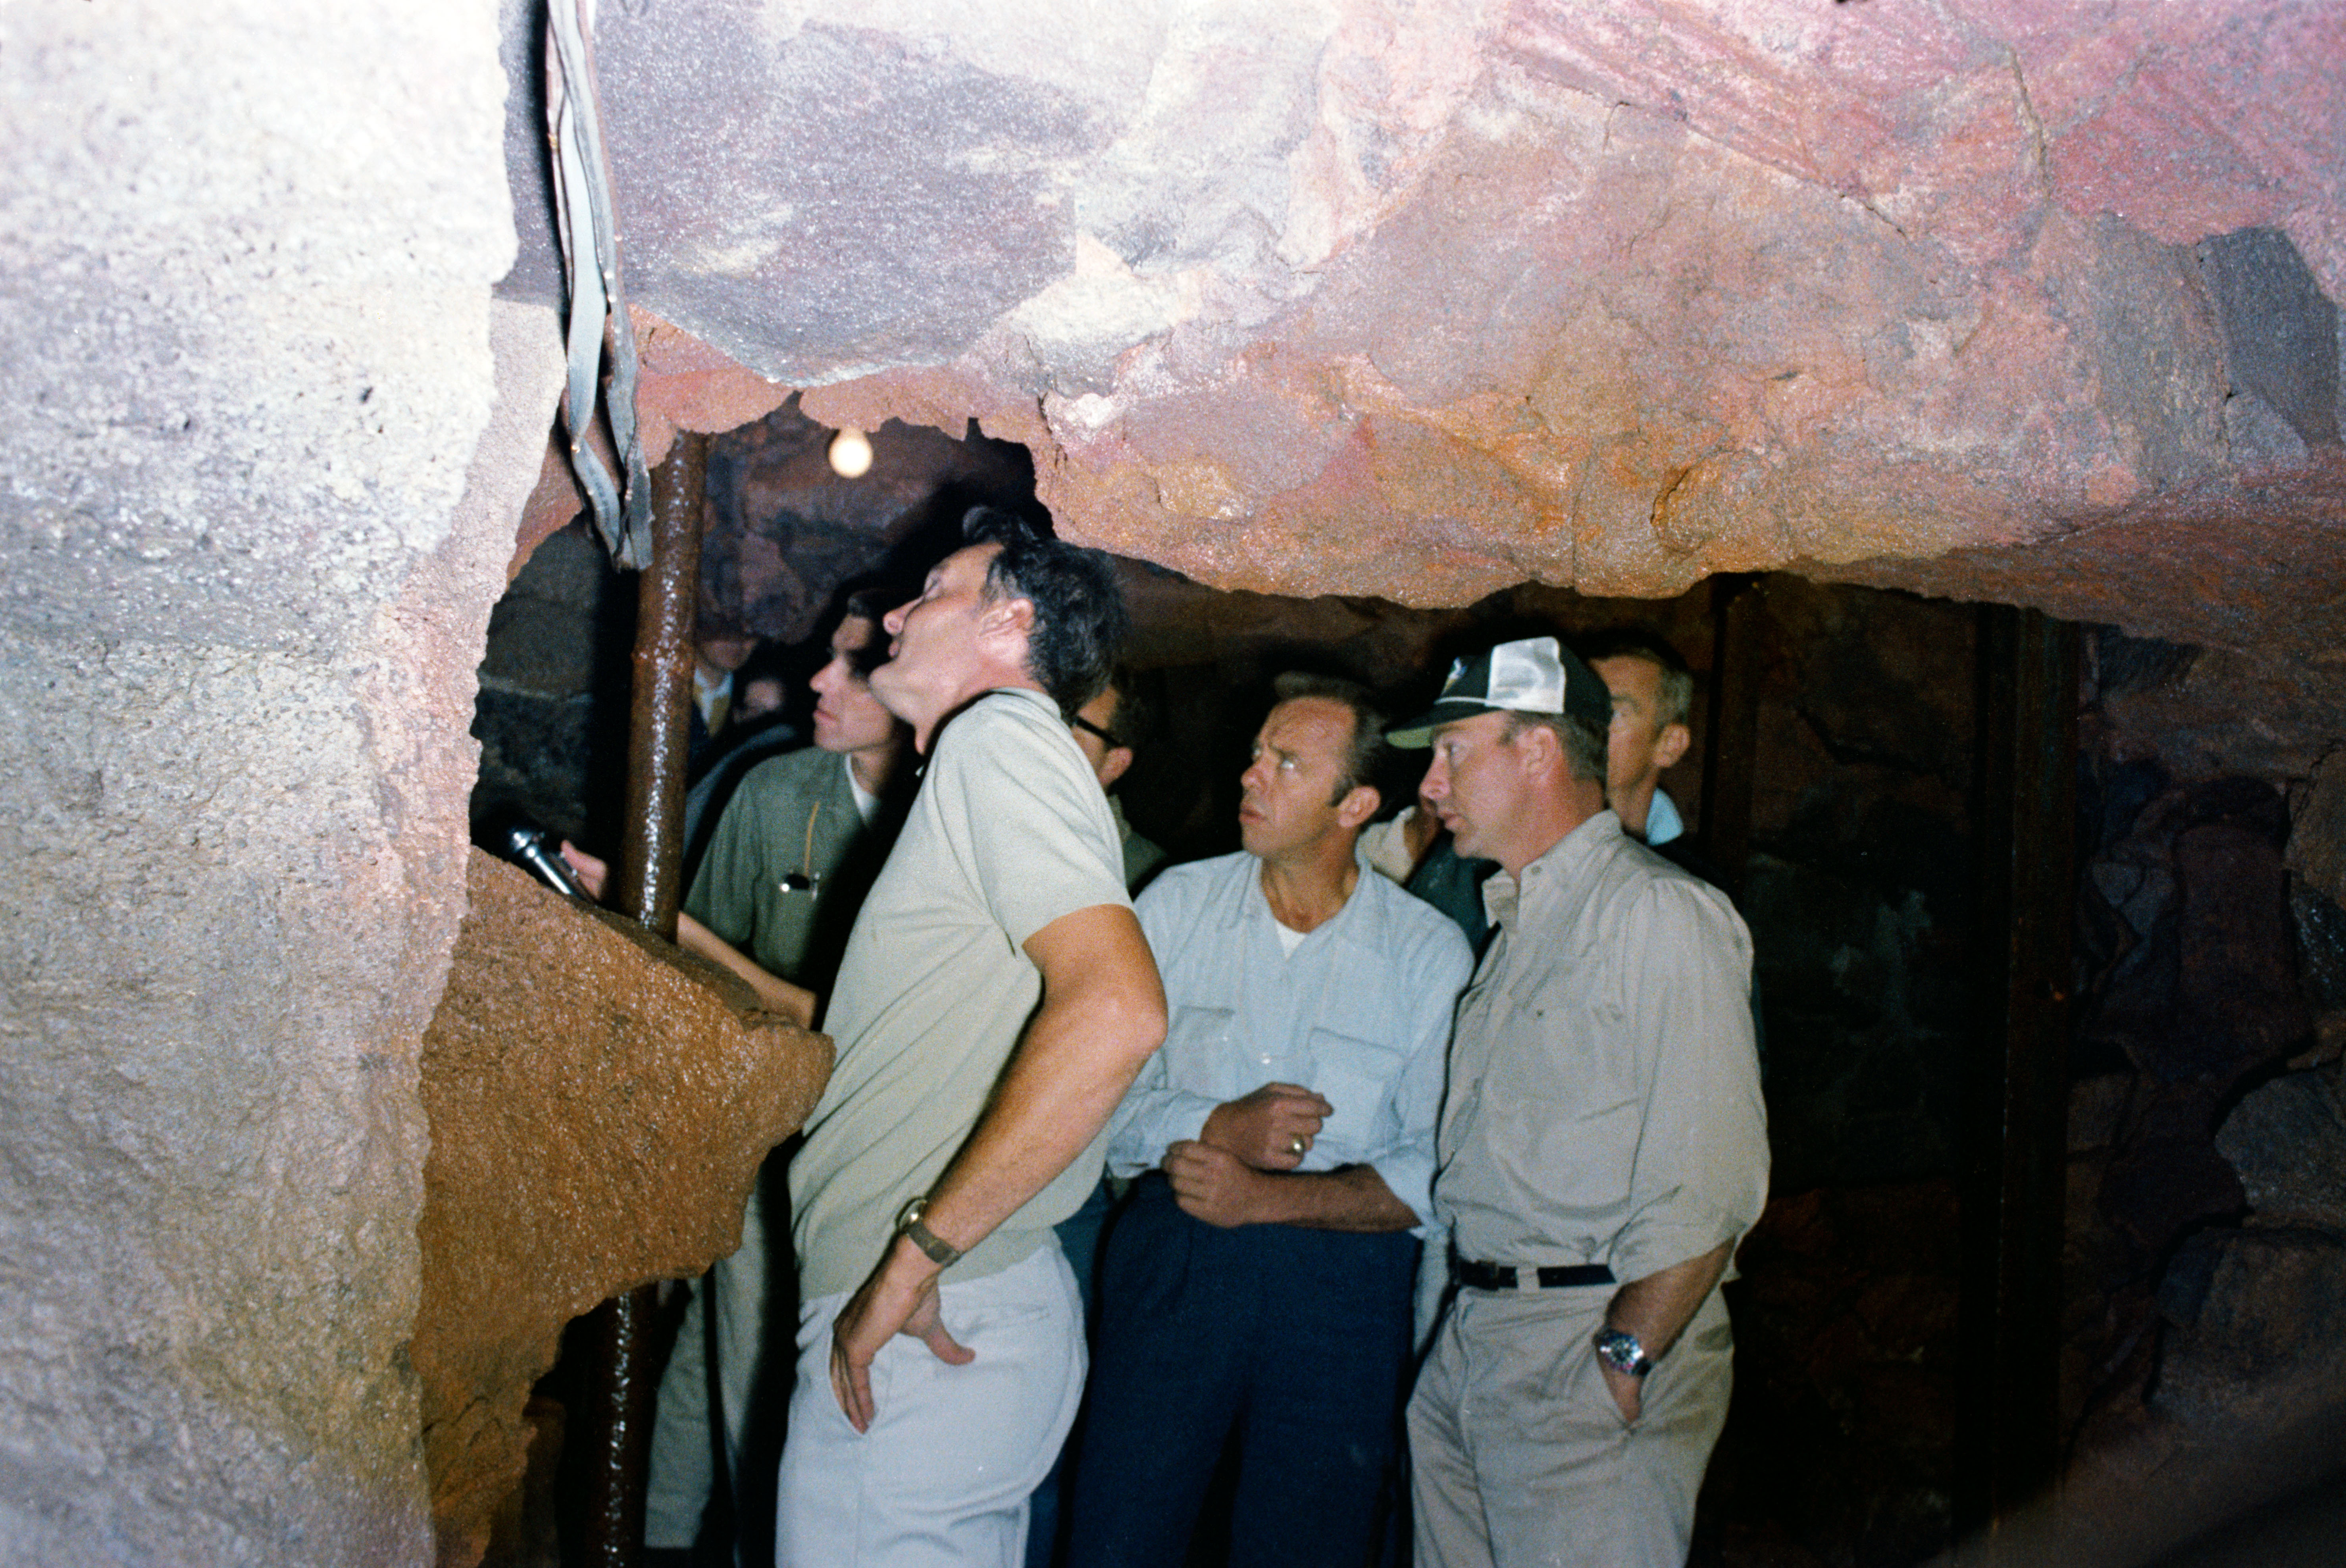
[446,398,2346,1567]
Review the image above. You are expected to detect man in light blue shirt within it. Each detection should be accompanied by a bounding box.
[1064,675,1473,1568]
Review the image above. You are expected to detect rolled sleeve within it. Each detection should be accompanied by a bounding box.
[1606,880,1770,1283]
[1105,1052,1218,1176]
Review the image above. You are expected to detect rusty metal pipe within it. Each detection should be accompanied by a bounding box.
[613,429,708,938]
[575,430,710,1567]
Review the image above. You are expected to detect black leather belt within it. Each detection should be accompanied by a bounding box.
[1453,1256,1615,1291]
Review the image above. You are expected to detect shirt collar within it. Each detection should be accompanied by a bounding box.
[1482,809,1624,929]
[1234,853,1376,947]
[1645,787,1684,847]
[987,685,1060,718]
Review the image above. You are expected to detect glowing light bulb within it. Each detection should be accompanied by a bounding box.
[828,427,874,479]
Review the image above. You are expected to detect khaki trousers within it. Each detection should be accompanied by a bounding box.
[1408,1283,1734,1568]
[775,1244,1085,1568]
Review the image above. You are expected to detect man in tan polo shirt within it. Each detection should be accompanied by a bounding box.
[774,508,1167,1567]
[1389,635,1768,1568]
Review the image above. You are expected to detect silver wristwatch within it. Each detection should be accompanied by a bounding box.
[894,1195,963,1267]
[1594,1326,1653,1378]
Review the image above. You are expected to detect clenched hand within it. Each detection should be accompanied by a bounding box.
[1200,1081,1332,1170]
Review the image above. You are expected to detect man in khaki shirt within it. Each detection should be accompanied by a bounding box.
[1390,636,1768,1568]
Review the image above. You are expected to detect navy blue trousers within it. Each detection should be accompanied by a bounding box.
[1066,1175,1418,1568]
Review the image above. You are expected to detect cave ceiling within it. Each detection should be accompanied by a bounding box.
[497,0,2346,668]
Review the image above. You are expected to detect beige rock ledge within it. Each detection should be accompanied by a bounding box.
[410,850,831,1566]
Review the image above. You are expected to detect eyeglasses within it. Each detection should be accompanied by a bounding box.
[1072,714,1125,751]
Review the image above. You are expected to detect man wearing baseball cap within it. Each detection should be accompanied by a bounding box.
[1389,635,1769,1568]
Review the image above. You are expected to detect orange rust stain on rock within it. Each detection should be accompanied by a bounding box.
[413,851,830,1568]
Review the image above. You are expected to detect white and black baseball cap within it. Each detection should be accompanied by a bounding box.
[1386,635,1612,747]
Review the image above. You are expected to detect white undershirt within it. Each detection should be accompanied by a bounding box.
[1273,920,1308,956]
[844,754,880,825]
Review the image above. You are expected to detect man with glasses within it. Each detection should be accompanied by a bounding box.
[1069,672,1166,893]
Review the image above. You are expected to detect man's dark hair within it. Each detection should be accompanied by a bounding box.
[733,638,797,699]
[1578,627,1695,729]
[962,506,1130,718]
[1270,671,1391,806]
[1097,668,1154,754]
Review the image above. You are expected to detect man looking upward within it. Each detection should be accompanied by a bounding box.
[774,509,1167,1568]
[1066,674,1471,1568]
[635,589,912,1558]
[1393,636,1767,1568]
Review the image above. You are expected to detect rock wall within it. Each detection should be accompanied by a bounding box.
[471,522,637,850]
[2048,630,2346,1559]
[0,5,548,1561]
[415,854,831,1567]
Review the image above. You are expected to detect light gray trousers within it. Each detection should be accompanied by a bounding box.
[1409,1284,1735,1568]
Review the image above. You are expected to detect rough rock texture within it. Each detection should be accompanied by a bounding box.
[698,396,1037,645]
[2152,1224,2346,1466]
[2288,745,2346,912]
[507,308,796,575]
[2052,626,2346,1566]
[0,4,546,1561]
[487,0,2346,660]
[414,852,829,1568]
[2217,1066,2346,1231]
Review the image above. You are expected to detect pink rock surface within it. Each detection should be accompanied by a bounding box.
[554,0,2344,657]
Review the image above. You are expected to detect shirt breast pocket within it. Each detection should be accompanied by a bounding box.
[1306,1026,1403,1152]
[1162,1004,1239,1095]
[1514,1093,1642,1216]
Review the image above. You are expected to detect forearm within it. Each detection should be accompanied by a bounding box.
[1605,1239,1734,1358]
[675,912,816,1028]
[1253,1164,1418,1233]
[1167,1150,1417,1233]
[924,967,1163,1249]
[1108,1087,1218,1176]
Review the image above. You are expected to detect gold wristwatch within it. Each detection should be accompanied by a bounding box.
[894,1195,963,1267]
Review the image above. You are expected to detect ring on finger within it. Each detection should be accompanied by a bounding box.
[1289,1136,1307,1156]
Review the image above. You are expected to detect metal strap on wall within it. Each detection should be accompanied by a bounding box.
[545,0,653,569]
